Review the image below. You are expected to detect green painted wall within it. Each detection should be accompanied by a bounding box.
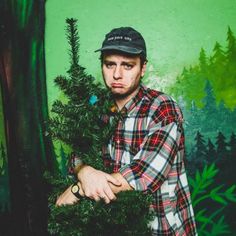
[45,0,236,106]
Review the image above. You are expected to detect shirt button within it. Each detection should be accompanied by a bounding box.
[116,139,120,144]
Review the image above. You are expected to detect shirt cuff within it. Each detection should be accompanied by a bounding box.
[68,152,83,176]
[119,165,149,192]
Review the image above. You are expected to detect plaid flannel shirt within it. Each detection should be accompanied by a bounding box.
[102,85,197,236]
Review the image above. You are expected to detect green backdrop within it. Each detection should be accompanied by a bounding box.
[45,0,236,107]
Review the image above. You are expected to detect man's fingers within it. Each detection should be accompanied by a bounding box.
[56,198,61,206]
[56,192,65,206]
[105,173,121,186]
[93,195,100,202]
[101,194,110,204]
[97,191,111,204]
[103,186,116,201]
[55,185,79,206]
[78,168,119,203]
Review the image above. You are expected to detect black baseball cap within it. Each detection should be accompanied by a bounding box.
[95,27,147,59]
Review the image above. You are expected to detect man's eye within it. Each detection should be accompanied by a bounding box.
[124,64,133,70]
[105,63,114,69]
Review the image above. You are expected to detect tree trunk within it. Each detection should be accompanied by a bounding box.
[0,0,57,234]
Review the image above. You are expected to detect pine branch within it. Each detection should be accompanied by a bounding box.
[66,18,79,67]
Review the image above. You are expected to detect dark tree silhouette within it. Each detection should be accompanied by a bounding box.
[215,131,228,165]
[206,138,216,163]
[216,132,228,153]
[192,131,207,168]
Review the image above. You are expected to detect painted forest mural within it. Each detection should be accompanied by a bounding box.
[0,1,236,235]
[169,26,236,235]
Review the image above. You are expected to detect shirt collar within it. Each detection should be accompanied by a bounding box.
[120,84,147,117]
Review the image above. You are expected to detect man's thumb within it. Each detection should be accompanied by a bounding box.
[106,174,122,186]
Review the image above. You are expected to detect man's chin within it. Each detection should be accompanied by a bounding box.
[110,90,129,99]
[112,92,127,99]
[110,86,139,100]
[111,87,125,94]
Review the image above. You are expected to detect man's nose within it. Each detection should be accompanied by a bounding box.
[113,66,122,80]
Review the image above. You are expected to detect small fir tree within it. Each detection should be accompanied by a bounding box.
[217,100,230,129]
[211,42,226,68]
[202,80,217,116]
[226,26,236,62]
[199,48,208,71]
[216,132,228,158]
[192,131,207,169]
[206,138,216,163]
[215,132,228,169]
[46,18,153,236]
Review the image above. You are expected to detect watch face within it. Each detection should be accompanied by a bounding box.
[71,184,79,193]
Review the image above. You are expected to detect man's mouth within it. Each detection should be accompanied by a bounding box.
[111,83,124,88]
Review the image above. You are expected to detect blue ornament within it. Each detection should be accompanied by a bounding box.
[89,95,98,105]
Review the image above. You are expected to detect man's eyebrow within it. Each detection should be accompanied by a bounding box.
[103,59,115,64]
[103,59,137,64]
[121,60,136,65]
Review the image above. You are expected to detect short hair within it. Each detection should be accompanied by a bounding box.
[99,50,147,67]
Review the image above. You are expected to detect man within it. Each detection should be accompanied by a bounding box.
[56,27,197,235]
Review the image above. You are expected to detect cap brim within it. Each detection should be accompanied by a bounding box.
[95,45,143,55]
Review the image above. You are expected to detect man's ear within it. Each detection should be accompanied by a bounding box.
[141,61,147,77]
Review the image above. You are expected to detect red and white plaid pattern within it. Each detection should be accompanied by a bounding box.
[102,85,197,235]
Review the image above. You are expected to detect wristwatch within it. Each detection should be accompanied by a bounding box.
[71,183,82,199]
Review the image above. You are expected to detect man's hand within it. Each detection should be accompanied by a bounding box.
[56,182,84,206]
[77,165,121,204]
[110,172,133,194]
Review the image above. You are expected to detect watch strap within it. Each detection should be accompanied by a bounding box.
[71,183,82,199]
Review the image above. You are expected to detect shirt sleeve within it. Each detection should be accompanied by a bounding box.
[119,103,184,193]
[68,152,83,176]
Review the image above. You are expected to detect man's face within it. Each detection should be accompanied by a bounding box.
[102,53,146,99]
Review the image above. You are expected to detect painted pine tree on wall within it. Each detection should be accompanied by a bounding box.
[170,27,236,110]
